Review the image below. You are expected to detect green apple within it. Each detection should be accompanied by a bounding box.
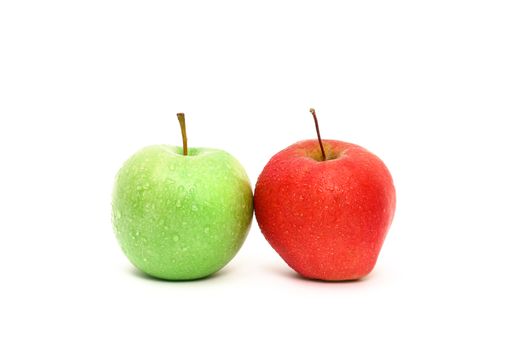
[112,113,253,280]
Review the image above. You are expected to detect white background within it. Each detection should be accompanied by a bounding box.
[1,1,524,349]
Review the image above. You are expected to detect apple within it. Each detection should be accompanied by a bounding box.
[254,109,395,281]
[112,113,253,280]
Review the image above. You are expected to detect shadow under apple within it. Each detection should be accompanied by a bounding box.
[127,265,232,283]
[265,263,374,284]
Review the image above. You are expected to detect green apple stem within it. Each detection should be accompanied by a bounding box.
[177,112,188,156]
[309,108,326,161]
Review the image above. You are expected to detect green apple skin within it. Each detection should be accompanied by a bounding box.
[112,145,253,280]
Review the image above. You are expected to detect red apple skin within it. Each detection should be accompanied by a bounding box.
[254,139,396,281]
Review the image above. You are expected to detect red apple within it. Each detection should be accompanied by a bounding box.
[254,109,396,281]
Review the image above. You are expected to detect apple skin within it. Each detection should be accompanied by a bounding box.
[112,145,253,280]
[254,139,395,281]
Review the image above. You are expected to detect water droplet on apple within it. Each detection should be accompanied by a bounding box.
[115,210,121,219]
[204,227,210,234]
[176,200,181,208]
[145,203,155,211]
[182,247,188,252]
[172,235,180,242]
[191,205,198,211]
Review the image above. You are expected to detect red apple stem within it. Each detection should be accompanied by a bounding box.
[177,112,188,156]
[309,108,326,161]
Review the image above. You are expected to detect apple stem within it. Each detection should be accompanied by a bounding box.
[309,108,326,161]
[177,112,188,156]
